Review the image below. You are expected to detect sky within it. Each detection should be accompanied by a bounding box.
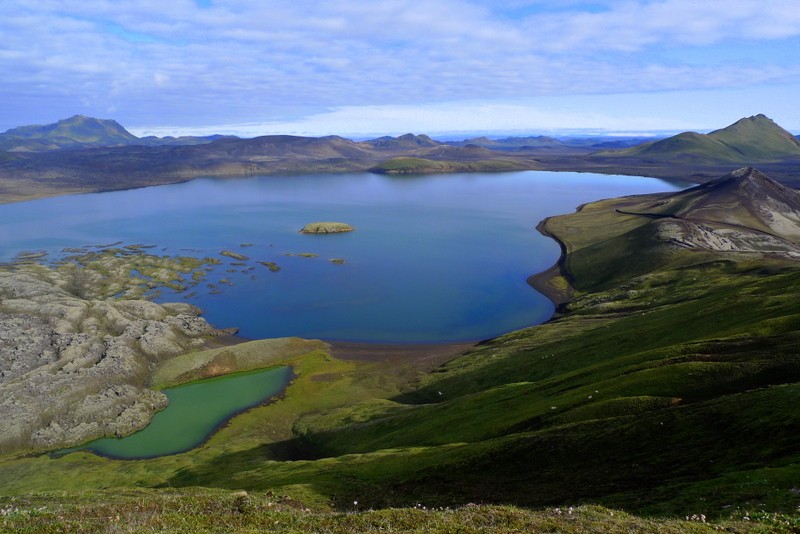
[2,0,800,137]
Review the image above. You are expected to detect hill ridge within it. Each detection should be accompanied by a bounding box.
[0,115,138,151]
[605,167,800,262]
[0,116,234,151]
[606,114,800,163]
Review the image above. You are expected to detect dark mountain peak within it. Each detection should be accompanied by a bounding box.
[397,133,437,145]
[704,166,800,204]
[365,133,439,149]
[661,167,800,242]
[725,166,772,183]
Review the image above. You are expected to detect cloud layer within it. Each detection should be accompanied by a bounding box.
[2,0,800,134]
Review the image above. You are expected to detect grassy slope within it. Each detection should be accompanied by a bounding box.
[708,115,800,160]
[1,183,799,530]
[2,492,771,533]
[622,132,739,162]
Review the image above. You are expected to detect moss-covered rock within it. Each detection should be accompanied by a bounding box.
[299,222,355,234]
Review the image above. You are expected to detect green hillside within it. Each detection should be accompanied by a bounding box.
[619,131,735,161]
[609,114,800,163]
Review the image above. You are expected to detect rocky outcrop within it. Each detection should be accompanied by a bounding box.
[0,255,230,453]
[653,218,800,257]
[617,167,800,258]
[151,337,329,388]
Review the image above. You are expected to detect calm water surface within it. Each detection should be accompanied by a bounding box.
[0,171,684,343]
[87,366,292,459]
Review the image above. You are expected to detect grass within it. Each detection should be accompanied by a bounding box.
[609,115,800,163]
[1,490,772,533]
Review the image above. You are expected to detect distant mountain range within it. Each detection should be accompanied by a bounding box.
[448,134,654,152]
[4,113,799,162]
[0,113,798,203]
[0,115,236,152]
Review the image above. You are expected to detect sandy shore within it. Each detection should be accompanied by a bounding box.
[204,333,476,371]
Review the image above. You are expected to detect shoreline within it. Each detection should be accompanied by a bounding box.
[526,217,574,310]
[81,365,294,461]
[201,333,477,369]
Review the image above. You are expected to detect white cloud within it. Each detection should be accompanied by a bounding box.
[526,0,800,52]
[1,0,799,132]
[129,100,694,138]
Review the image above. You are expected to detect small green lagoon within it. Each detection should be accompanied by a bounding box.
[86,366,292,459]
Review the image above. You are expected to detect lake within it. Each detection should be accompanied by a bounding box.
[86,366,292,459]
[0,171,685,343]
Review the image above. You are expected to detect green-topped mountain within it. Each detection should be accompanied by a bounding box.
[709,114,800,159]
[0,114,138,151]
[365,133,440,149]
[0,115,237,152]
[606,114,800,163]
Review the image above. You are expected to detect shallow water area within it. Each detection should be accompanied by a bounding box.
[86,366,292,459]
[0,171,685,343]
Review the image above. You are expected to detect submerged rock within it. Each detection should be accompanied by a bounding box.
[220,250,249,261]
[299,222,355,234]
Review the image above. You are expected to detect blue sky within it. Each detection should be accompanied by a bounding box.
[2,0,800,137]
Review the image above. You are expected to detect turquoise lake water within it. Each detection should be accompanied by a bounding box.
[0,171,685,343]
[87,366,292,459]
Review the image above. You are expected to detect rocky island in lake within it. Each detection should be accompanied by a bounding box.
[299,222,355,234]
